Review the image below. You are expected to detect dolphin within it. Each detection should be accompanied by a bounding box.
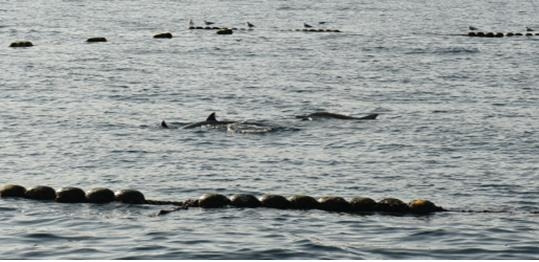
[296,112,378,121]
[182,112,235,129]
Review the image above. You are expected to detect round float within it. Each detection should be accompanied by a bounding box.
[318,196,351,212]
[86,188,115,203]
[56,187,86,203]
[0,184,27,197]
[288,195,319,210]
[115,189,146,204]
[259,194,290,209]
[377,198,410,213]
[198,193,231,208]
[349,197,377,212]
[229,194,261,208]
[25,186,56,201]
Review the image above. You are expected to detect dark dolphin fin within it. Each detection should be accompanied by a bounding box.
[358,113,378,120]
[206,112,217,122]
[161,120,169,128]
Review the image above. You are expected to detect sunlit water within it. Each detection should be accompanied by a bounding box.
[1,0,538,259]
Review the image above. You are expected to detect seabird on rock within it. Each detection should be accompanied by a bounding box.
[526,26,534,32]
[469,26,478,31]
[204,20,215,25]
[247,22,255,28]
[304,23,313,28]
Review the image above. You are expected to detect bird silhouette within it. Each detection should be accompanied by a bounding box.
[189,19,194,26]
[247,22,255,28]
[204,20,215,25]
[526,27,534,32]
[318,21,327,25]
[304,23,313,28]
[469,26,478,31]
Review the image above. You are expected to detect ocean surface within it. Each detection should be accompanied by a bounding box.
[1,0,538,259]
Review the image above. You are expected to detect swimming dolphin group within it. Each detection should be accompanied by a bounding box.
[161,111,378,131]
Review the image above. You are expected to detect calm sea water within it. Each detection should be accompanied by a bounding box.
[1,0,538,259]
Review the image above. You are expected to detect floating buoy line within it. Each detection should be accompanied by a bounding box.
[1,184,447,216]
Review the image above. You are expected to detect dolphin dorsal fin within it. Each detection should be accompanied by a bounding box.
[206,112,217,122]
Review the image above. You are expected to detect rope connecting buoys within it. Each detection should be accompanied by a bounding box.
[154,32,173,39]
[1,184,447,215]
[9,41,33,48]
[86,37,107,43]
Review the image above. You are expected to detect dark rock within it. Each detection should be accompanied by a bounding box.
[468,32,477,37]
[229,194,261,208]
[288,195,319,210]
[485,32,495,37]
[259,194,290,209]
[0,184,27,198]
[515,33,523,36]
[115,189,145,204]
[25,186,56,201]
[349,197,377,212]
[318,196,351,212]
[526,33,533,36]
[198,193,231,208]
[86,188,115,203]
[476,32,485,37]
[56,187,86,203]
[495,32,504,37]
[153,32,173,39]
[377,198,410,213]
[506,32,514,37]
[9,41,33,48]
